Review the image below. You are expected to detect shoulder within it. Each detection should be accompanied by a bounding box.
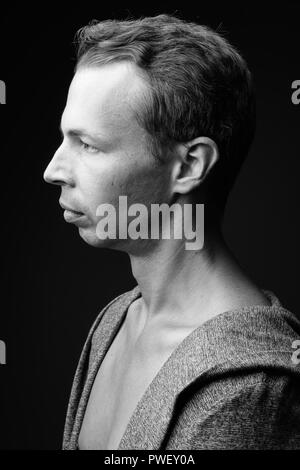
[168,370,300,449]
[190,289,300,374]
[166,292,300,448]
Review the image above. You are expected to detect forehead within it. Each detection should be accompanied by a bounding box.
[62,62,147,136]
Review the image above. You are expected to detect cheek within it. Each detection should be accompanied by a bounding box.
[77,158,125,198]
[121,164,171,207]
[78,155,171,218]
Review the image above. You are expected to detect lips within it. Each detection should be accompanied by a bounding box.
[59,199,89,226]
[59,200,84,215]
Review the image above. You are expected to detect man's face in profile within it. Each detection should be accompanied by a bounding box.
[44,62,173,249]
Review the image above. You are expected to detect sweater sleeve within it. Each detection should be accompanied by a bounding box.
[166,373,300,450]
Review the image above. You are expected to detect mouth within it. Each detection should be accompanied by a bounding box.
[64,208,83,216]
[59,200,83,214]
[59,200,88,226]
[63,209,86,224]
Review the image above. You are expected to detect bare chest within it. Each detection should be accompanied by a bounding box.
[78,317,173,450]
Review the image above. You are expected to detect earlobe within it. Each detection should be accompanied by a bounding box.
[173,137,219,195]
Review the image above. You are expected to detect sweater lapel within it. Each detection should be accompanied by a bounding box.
[64,286,141,450]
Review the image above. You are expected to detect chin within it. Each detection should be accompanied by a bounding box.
[77,225,153,254]
[78,226,126,250]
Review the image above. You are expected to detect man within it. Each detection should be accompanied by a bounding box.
[43,14,300,450]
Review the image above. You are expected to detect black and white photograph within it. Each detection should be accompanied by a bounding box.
[0,2,299,453]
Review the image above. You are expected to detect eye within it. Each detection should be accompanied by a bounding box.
[79,139,99,153]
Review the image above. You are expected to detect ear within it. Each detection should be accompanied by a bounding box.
[172,136,219,195]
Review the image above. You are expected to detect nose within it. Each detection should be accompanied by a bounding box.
[43,143,73,187]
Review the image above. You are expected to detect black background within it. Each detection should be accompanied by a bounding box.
[0,1,299,450]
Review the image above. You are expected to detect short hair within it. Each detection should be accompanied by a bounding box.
[74,14,256,216]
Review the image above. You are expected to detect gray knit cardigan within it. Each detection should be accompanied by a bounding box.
[63,286,300,450]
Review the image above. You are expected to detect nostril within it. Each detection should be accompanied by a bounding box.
[43,156,73,186]
[43,163,60,185]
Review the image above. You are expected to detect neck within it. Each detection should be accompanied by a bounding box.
[128,218,257,326]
